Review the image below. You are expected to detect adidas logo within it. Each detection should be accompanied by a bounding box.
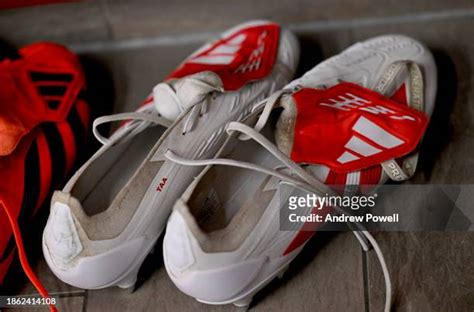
[337,116,404,164]
[188,33,247,65]
[188,30,268,73]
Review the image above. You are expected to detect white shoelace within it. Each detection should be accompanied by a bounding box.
[93,105,172,145]
[92,77,222,145]
[165,92,392,312]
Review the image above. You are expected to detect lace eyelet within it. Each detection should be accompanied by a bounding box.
[293,85,302,91]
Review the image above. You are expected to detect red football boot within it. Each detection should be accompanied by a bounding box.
[0,42,89,312]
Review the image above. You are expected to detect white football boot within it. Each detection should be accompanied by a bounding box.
[163,35,437,311]
[42,20,299,290]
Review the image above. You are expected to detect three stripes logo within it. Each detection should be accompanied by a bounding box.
[189,33,247,66]
[337,116,404,164]
[188,31,268,74]
[317,89,419,165]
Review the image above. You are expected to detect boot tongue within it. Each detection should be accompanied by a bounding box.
[153,71,223,121]
[275,62,418,161]
[274,81,429,173]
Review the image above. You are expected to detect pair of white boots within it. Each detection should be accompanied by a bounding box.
[42,20,436,311]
